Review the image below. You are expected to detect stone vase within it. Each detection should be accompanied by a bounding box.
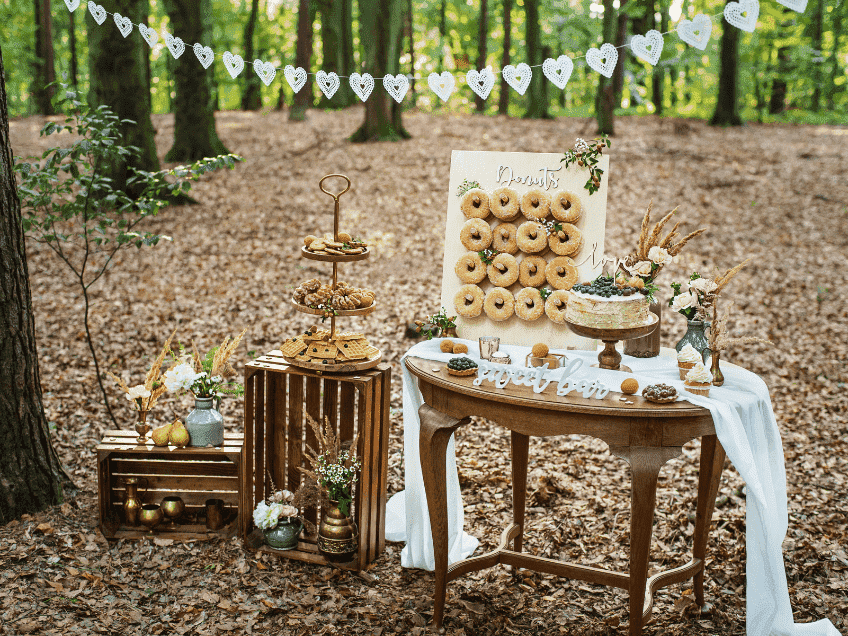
[185,396,224,447]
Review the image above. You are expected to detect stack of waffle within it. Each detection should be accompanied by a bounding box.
[281,327,378,365]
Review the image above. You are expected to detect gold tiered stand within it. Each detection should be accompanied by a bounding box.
[284,174,382,373]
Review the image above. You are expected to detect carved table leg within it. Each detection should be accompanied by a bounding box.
[693,434,726,606]
[511,431,529,554]
[419,404,471,633]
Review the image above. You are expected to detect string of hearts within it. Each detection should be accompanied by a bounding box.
[65,0,806,103]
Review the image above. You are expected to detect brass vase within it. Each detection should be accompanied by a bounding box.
[139,504,164,534]
[123,477,146,526]
[711,350,725,386]
[317,500,358,563]
[135,409,151,444]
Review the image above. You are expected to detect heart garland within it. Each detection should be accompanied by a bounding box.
[542,56,574,90]
[316,71,340,99]
[284,65,307,93]
[164,33,185,59]
[138,23,158,47]
[586,43,618,78]
[253,59,276,86]
[383,74,409,103]
[64,0,80,11]
[223,52,244,79]
[87,1,106,25]
[502,63,532,95]
[630,30,663,66]
[193,43,214,69]
[724,0,759,32]
[677,14,713,51]
[775,0,807,11]
[466,67,495,100]
[427,71,455,102]
[349,72,374,102]
[113,13,133,38]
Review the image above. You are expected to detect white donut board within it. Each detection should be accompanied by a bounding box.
[439,150,610,349]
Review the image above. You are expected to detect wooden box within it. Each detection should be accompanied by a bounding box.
[96,430,243,540]
[243,352,391,570]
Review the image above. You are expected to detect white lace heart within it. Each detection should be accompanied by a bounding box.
[466,67,495,100]
[223,52,244,79]
[383,74,409,103]
[284,65,306,93]
[542,56,574,90]
[586,43,618,78]
[775,0,807,11]
[724,0,759,32]
[349,72,374,102]
[502,63,532,95]
[316,71,340,99]
[253,59,276,86]
[138,23,158,48]
[164,32,185,59]
[677,14,713,50]
[193,43,214,69]
[64,0,80,11]
[87,2,106,25]
[427,71,455,102]
[630,30,663,66]
[113,13,133,38]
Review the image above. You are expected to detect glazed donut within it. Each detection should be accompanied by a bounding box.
[483,287,515,322]
[548,223,583,256]
[491,223,518,255]
[454,252,487,284]
[454,284,485,318]
[546,256,579,290]
[545,290,570,323]
[487,253,519,287]
[551,191,582,223]
[460,218,493,251]
[516,221,548,254]
[520,189,551,221]
[491,187,521,221]
[460,189,491,219]
[515,288,545,321]
[519,255,547,287]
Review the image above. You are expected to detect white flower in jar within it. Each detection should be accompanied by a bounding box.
[688,278,717,294]
[671,292,697,313]
[629,260,653,277]
[126,384,151,401]
[647,246,673,266]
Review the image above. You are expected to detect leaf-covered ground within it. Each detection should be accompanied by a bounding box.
[3,109,847,635]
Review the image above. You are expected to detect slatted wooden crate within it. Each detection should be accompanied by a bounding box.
[243,352,391,570]
[96,430,243,540]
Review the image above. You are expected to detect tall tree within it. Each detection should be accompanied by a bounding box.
[769,9,792,115]
[0,44,68,524]
[709,1,743,126]
[68,7,79,89]
[33,0,57,115]
[652,0,667,115]
[498,0,512,115]
[407,0,416,105]
[809,0,824,112]
[613,0,629,106]
[474,0,488,112]
[595,0,617,133]
[828,0,843,110]
[163,0,229,160]
[438,0,447,71]
[523,0,549,118]
[317,0,356,107]
[241,0,263,110]
[290,0,315,120]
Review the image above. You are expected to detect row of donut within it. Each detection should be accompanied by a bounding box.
[456,253,578,290]
[455,284,569,323]
[460,218,583,256]
[461,187,583,224]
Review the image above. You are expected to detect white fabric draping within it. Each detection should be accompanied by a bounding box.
[384,338,840,636]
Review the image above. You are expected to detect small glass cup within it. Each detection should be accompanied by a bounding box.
[478,336,500,361]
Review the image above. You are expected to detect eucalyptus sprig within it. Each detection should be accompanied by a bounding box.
[561,135,611,195]
[478,248,498,264]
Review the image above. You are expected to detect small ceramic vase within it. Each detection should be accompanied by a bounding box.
[264,518,303,550]
[185,396,224,447]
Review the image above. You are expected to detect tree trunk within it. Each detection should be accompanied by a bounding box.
[652,1,666,115]
[317,0,356,108]
[163,0,229,160]
[829,1,843,110]
[498,0,512,115]
[241,0,262,110]
[68,8,79,89]
[438,0,447,71]
[33,0,57,115]
[350,0,410,141]
[810,0,823,112]
[141,4,152,112]
[595,0,617,134]
[523,0,548,118]
[474,0,488,112]
[0,45,69,524]
[407,0,416,105]
[613,0,628,105]
[290,0,315,120]
[709,1,743,126]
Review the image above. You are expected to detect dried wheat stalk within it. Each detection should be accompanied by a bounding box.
[709,301,772,352]
[714,257,754,295]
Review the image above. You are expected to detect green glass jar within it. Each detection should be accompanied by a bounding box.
[264,518,303,550]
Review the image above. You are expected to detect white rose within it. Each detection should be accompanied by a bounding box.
[671,292,696,313]
[630,260,653,277]
[688,278,717,294]
[648,246,673,266]
[164,363,204,392]
[126,384,151,401]
[253,501,271,530]
[279,505,298,519]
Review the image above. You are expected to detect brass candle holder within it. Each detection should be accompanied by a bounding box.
[139,504,163,534]
[161,496,185,529]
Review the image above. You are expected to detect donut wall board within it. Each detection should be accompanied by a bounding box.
[439,150,610,349]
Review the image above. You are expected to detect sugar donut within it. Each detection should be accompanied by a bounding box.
[460,218,493,251]
[515,288,545,321]
[454,252,487,284]
[551,191,582,223]
[491,187,520,221]
[519,255,547,287]
[454,284,484,318]
[546,256,579,290]
[491,223,518,255]
[548,223,583,256]
[520,189,551,221]
[460,189,491,219]
[545,290,570,323]
[516,221,547,254]
[487,253,519,287]
[483,287,515,322]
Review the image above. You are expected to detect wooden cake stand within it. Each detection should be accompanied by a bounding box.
[565,313,659,372]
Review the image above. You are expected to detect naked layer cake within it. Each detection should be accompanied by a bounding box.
[565,275,650,329]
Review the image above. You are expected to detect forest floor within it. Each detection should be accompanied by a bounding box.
[2,108,848,636]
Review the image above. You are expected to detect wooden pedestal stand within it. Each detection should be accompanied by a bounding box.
[565,313,659,372]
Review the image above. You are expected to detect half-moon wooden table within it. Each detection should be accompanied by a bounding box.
[405,355,727,635]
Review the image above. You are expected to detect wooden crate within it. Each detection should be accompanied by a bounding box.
[243,352,391,570]
[96,430,243,540]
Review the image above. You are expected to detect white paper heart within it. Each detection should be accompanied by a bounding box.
[64,0,80,11]
[542,56,574,90]
[284,65,306,93]
[223,52,244,78]
[677,14,713,51]
[193,43,214,69]
[253,59,276,86]
[465,66,495,100]
[383,74,409,103]
[87,1,106,25]
[724,0,759,32]
[502,63,532,96]
[113,13,133,38]
[349,72,374,102]
[164,32,185,59]
[586,43,618,78]
[316,71,340,99]
[427,71,455,102]
[138,23,158,47]
[775,0,807,11]
[630,30,663,66]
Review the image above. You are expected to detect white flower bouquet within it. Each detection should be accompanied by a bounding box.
[252,489,300,531]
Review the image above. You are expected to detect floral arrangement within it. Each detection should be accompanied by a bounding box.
[414,307,458,340]
[669,258,753,321]
[252,488,301,531]
[562,135,610,194]
[456,179,481,197]
[300,415,361,516]
[164,329,247,398]
[109,330,176,413]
